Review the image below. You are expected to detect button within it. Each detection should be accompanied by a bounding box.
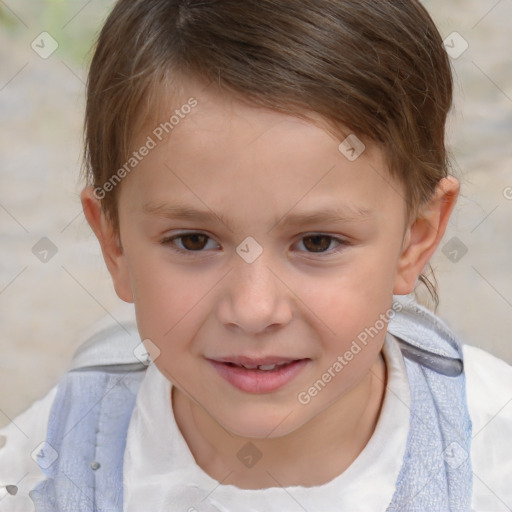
[6,485,18,495]
[90,461,101,471]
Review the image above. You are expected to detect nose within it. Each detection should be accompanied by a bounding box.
[216,253,293,335]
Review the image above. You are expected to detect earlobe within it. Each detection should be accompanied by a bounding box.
[393,176,459,295]
[80,187,134,303]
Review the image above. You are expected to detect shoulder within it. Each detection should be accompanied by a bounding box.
[463,343,512,427]
[463,344,512,511]
[0,315,141,511]
[0,385,58,512]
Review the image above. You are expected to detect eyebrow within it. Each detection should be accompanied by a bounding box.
[142,201,374,231]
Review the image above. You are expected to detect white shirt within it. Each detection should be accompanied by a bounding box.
[1,334,511,512]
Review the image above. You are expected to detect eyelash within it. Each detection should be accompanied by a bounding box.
[160,231,349,257]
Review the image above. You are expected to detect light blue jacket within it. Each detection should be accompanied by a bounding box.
[29,296,472,511]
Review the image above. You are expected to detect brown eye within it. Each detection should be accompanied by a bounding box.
[302,235,334,253]
[161,232,217,253]
[179,233,209,251]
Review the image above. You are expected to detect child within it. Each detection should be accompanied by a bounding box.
[1,0,511,510]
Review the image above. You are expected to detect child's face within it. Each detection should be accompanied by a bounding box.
[91,80,429,438]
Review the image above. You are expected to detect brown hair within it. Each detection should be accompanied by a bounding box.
[83,0,454,307]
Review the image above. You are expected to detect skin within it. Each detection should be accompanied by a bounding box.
[82,78,459,489]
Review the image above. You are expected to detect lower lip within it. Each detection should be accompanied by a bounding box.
[208,359,310,393]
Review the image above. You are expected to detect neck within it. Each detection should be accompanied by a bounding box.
[172,352,387,489]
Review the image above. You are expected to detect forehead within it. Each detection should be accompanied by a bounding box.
[137,77,338,153]
[122,78,406,227]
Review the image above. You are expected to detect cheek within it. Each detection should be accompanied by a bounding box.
[126,250,221,378]
[126,248,195,337]
[299,252,397,323]
[292,253,397,370]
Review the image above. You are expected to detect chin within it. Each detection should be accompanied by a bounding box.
[213,404,305,440]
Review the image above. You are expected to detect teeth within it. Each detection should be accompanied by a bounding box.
[234,361,294,370]
[258,364,277,371]
[238,363,278,370]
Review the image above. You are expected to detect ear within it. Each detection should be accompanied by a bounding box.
[393,176,459,295]
[80,187,134,303]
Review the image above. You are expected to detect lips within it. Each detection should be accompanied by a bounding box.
[207,356,310,393]
[222,360,294,371]
[214,355,300,369]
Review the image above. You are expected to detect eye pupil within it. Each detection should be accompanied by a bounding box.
[303,235,331,252]
[182,234,208,250]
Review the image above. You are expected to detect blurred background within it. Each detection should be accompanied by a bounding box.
[0,0,511,429]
